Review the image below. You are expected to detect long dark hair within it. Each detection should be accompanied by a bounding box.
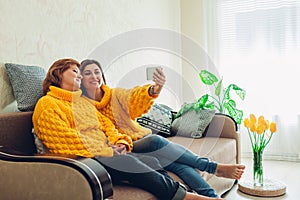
[43,58,80,95]
[80,59,107,96]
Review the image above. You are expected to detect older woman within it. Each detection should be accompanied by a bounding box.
[79,59,245,198]
[32,58,224,200]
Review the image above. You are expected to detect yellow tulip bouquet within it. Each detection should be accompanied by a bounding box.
[243,114,277,186]
[244,114,277,152]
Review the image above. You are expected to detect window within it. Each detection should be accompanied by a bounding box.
[210,0,300,160]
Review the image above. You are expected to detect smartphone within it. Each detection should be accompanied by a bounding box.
[146,67,157,80]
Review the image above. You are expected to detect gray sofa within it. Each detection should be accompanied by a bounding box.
[0,63,241,200]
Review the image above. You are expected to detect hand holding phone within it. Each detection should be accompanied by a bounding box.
[146,66,166,96]
[146,66,165,84]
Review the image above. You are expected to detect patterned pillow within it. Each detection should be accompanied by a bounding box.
[137,103,175,137]
[171,109,215,138]
[5,63,46,111]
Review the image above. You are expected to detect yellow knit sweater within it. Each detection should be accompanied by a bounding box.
[84,84,156,141]
[32,86,133,157]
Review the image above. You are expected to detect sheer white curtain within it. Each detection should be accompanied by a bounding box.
[202,0,300,161]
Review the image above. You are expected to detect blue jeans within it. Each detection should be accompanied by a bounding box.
[95,153,186,200]
[133,134,219,197]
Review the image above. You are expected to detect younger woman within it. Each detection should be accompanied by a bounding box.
[79,59,245,198]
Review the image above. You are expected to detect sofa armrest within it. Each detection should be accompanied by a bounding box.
[205,113,238,139]
[205,113,241,164]
[0,111,113,199]
[0,111,36,154]
[0,147,113,200]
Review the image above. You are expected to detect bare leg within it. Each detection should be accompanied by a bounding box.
[185,192,224,200]
[215,164,245,180]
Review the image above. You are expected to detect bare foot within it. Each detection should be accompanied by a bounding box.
[215,164,245,180]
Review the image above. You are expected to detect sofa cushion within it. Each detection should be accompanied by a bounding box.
[171,109,215,138]
[112,184,156,200]
[0,63,15,111]
[5,63,46,111]
[168,136,237,163]
[0,101,19,113]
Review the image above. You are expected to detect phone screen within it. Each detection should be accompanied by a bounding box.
[146,67,156,80]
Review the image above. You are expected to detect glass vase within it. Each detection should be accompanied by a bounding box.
[253,149,264,186]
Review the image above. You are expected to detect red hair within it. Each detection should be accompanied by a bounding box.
[43,58,80,94]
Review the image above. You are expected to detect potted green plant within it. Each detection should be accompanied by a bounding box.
[175,70,245,125]
[198,70,246,124]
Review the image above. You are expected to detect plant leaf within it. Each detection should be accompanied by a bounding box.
[231,109,243,125]
[194,94,211,110]
[215,79,222,96]
[199,70,218,85]
[229,84,246,100]
[204,102,215,109]
[197,94,208,105]
[224,99,243,124]
[194,102,202,110]
[224,99,236,109]
[175,103,194,119]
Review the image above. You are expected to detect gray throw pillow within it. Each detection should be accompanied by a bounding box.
[5,63,46,111]
[171,109,215,138]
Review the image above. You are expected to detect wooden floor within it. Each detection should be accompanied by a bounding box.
[223,157,300,200]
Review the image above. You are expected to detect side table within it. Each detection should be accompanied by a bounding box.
[238,178,286,197]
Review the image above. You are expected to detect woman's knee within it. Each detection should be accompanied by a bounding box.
[149,134,169,146]
[143,134,161,143]
[133,134,170,153]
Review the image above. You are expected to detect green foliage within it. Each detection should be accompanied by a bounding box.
[198,70,246,124]
[175,94,214,119]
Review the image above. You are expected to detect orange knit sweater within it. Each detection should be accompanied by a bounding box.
[84,84,156,141]
[32,86,133,157]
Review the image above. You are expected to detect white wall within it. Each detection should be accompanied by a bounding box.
[180,0,214,103]
[0,0,181,66]
[0,0,183,109]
